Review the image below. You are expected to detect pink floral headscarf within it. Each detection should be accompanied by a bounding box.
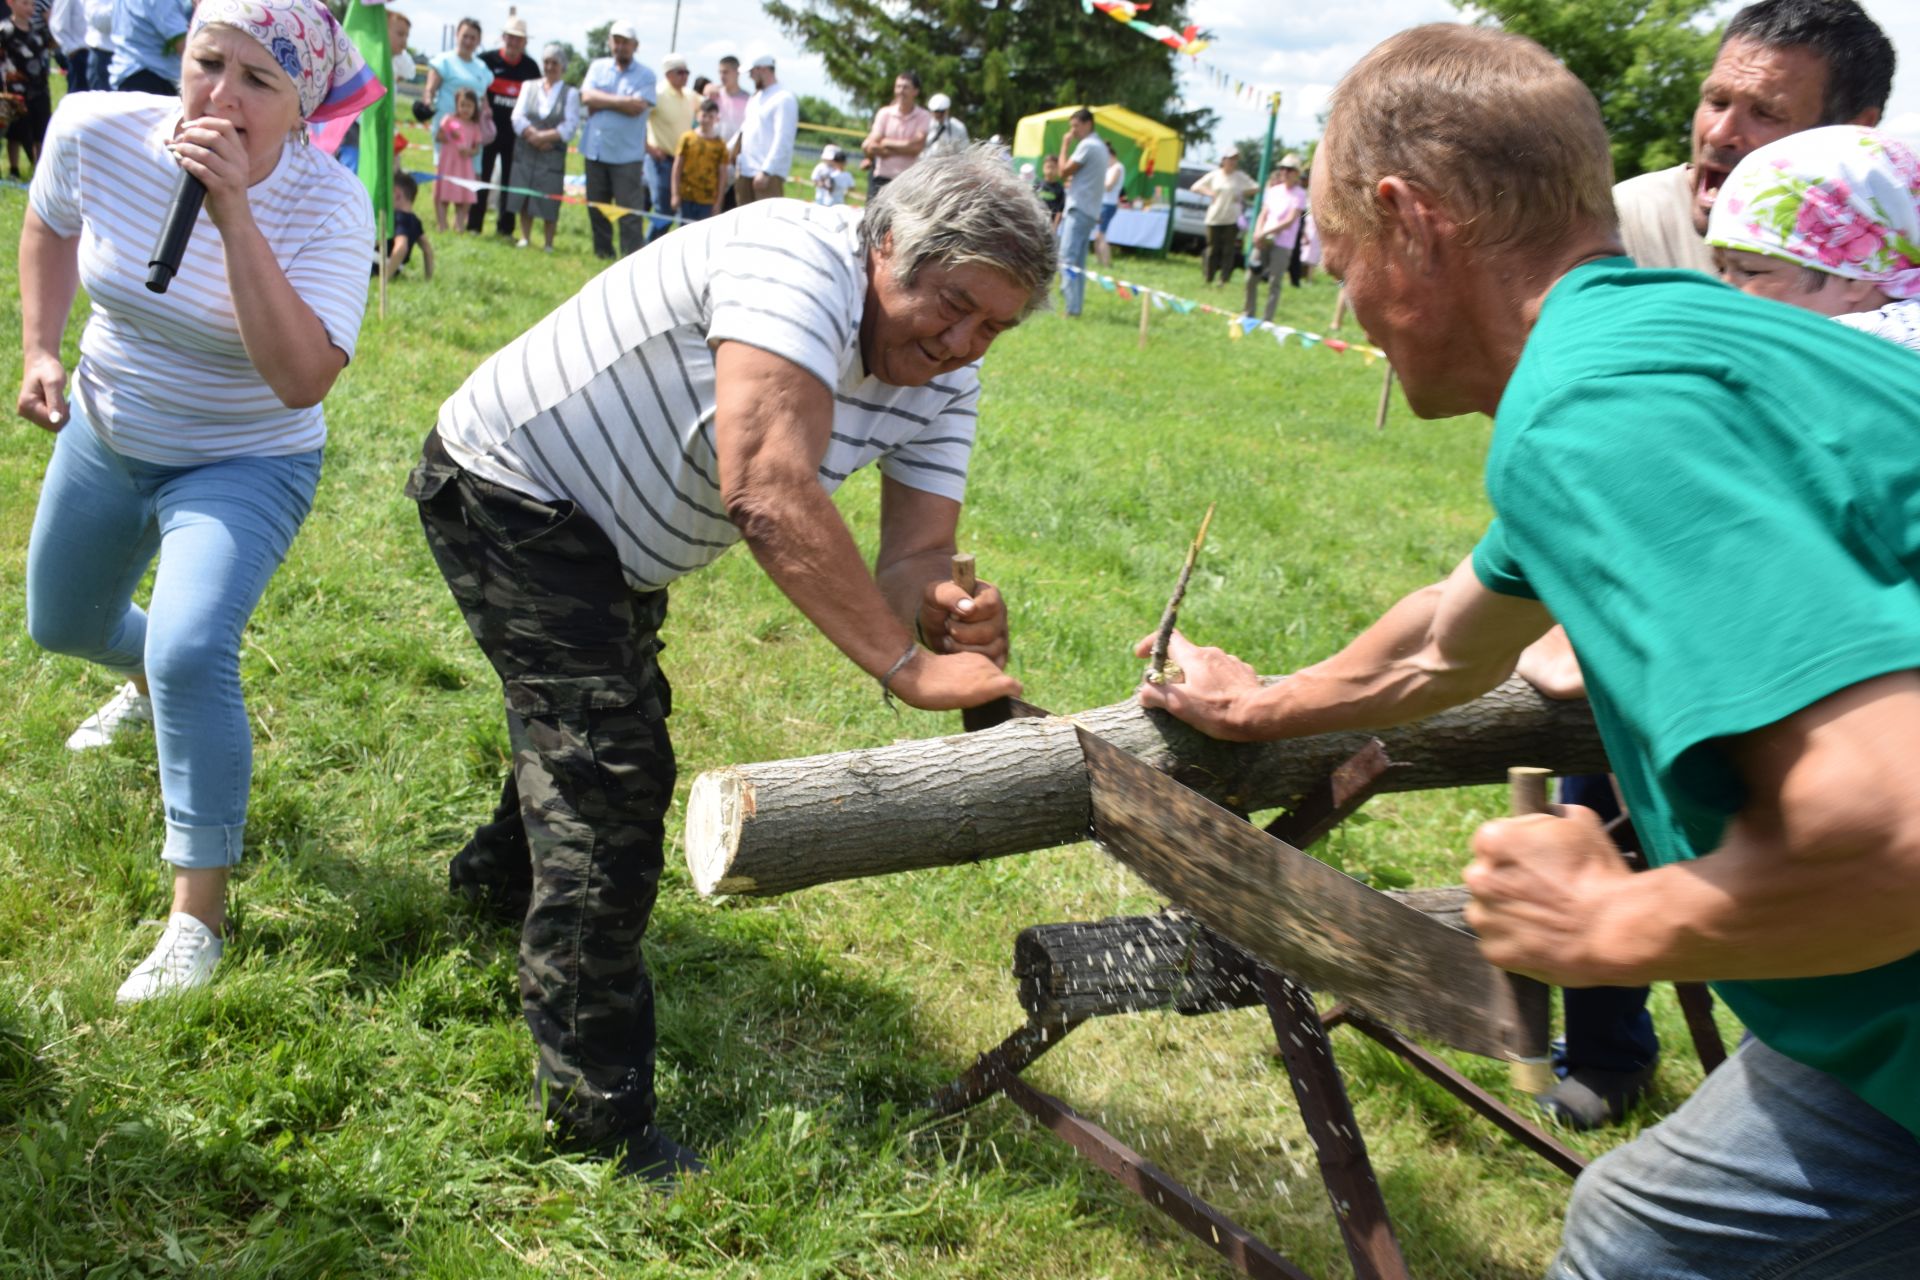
[188,0,384,124]
[1706,125,1920,300]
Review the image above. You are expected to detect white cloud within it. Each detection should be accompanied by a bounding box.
[1884,111,1920,146]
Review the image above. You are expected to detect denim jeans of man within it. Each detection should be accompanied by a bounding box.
[1550,1037,1920,1279]
[25,408,320,868]
[1058,208,1095,316]
[644,153,675,244]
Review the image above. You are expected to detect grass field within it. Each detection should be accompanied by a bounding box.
[0,168,1742,1280]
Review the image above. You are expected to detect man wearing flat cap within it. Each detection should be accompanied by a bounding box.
[644,51,695,244]
[922,92,968,160]
[471,13,539,236]
[732,53,796,205]
[579,21,653,258]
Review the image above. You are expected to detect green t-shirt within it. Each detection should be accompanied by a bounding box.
[1471,257,1920,1135]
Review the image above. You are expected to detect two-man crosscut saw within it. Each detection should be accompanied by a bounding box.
[1076,725,1544,1063]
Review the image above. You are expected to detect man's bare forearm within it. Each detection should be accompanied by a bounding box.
[876,547,953,634]
[731,479,914,677]
[1237,570,1535,738]
[1584,825,1920,985]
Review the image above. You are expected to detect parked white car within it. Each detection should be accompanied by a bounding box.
[1171,165,1210,253]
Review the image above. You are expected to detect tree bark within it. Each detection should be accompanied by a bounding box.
[686,677,1607,897]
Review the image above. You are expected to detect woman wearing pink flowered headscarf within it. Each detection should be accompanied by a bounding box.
[1706,125,1920,353]
[14,0,380,1002]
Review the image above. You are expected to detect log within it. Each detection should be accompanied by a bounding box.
[685,676,1607,897]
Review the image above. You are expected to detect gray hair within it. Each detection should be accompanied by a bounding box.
[541,43,569,66]
[859,144,1057,319]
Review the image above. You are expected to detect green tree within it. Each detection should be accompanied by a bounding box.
[798,94,861,132]
[762,0,1219,146]
[565,23,611,88]
[1454,0,1721,178]
[1233,135,1315,176]
[547,41,583,88]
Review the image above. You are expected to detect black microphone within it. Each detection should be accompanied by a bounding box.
[146,169,207,294]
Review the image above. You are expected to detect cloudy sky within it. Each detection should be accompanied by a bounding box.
[402,0,1920,157]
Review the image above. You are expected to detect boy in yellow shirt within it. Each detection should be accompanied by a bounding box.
[671,98,730,225]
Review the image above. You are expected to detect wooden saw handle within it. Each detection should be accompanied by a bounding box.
[951,554,1011,732]
[1504,766,1557,1096]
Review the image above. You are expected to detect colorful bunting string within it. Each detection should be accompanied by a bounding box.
[1085,1,1209,56]
[1061,264,1384,364]
[1080,1,1280,109]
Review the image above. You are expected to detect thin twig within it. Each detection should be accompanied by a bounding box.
[1148,503,1215,682]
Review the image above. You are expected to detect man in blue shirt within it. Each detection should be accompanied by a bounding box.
[578,21,654,260]
[107,0,187,93]
[1055,108,1109,318]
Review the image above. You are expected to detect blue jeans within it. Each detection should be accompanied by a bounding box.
[26,411,321,869]
[1058,208,1095,316]
[678,199,712,224]
[644,154,675,244]
[1551,1038,1920,1279]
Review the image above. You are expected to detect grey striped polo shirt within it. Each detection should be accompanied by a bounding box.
[436,200,980,592]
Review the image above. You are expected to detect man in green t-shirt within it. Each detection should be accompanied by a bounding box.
[1140,24,1920,1279]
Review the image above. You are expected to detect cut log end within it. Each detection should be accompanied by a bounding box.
[686,769,755,896]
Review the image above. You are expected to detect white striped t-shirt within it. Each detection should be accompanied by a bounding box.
[29,92,374,465]
[436,199,981,593]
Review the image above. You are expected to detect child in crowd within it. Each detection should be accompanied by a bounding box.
[672,96,729,224]
[1038,154,1065,228]
[434,87,483,232]
[1707,125,1920,354]
[383,171,434,282]
[810,143,852,207]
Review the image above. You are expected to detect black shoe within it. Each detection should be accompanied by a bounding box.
[447,851,530,925]
[616,1126,707,1184]
[1538,1061,1658,1131]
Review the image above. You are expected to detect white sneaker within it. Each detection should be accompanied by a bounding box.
[116,912,223,1004]
[66,681,153,751]
[515,237,530,248]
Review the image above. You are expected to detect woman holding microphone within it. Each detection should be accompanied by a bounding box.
[15,0,378,1002]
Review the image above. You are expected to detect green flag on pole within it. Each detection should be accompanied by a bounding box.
[342,0,394,236]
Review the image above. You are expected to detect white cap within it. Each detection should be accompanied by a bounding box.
[607,21,638,42]
[821,144,841,161]
[501,16,529,38]
[928,93,951,112]
[662,53,688,72]
[750,53,776,70]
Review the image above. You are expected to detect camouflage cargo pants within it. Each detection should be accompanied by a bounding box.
[407,430,674,1147]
